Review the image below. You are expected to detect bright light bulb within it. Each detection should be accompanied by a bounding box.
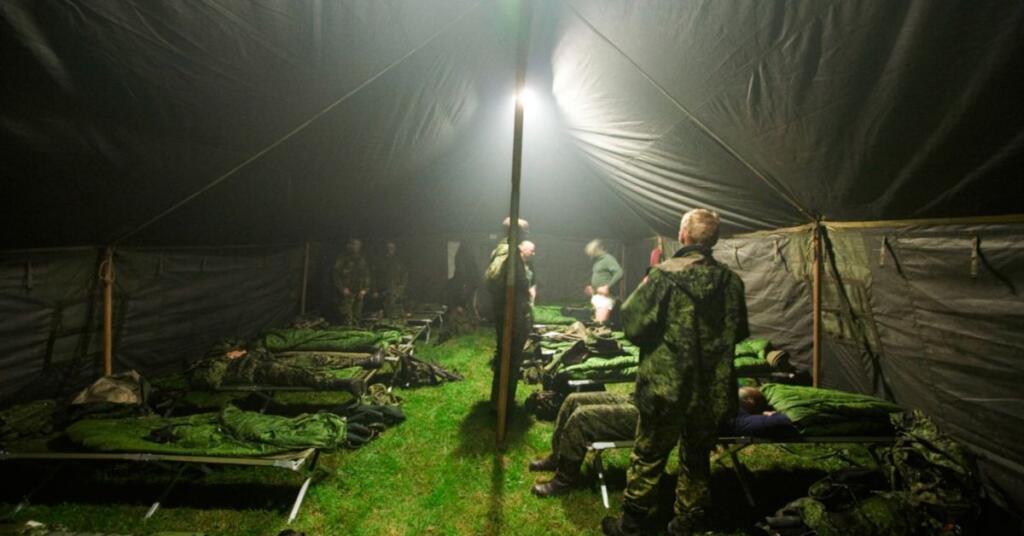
[515,87,535,108]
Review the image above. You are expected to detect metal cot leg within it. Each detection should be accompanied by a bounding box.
[594,450,610,510]
[288,476,313,524]
[145,464,187,520]
[12,462,65,515]
[727,448,756,507]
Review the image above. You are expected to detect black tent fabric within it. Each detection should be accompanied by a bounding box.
[2,0,1023,514]
[0,246,302,401]
[6,0,1022,247]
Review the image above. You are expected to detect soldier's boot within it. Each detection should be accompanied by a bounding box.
[666,507,706,536]
[362,349,385,369]
[530,462,580,497]
[601,503,647,536]
[528,455,557,472]
[332,376,364,396]
[665,517,693,536]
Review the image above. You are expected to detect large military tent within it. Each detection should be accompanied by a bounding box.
[2,0,1023,516]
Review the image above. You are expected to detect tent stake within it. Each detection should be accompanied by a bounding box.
[300,242,311,314]
[496,0,533,448]
[811,225,822,387]
[101,247,115,377]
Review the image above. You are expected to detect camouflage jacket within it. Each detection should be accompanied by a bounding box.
[485,240,531,305]
[332,254,371,292]
[621,245,749,424]
[375,256,408,293]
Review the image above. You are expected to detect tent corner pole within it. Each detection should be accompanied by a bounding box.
[101,246,115,377]
[300,241,311,314]
[811,224,822,388]
[496,0,533,448]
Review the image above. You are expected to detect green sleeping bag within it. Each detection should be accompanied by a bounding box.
[735,338,771,360]
[261,328,401,352]
[560,354,639,382]
[761,383,902,437]
[66,406,347,456]
[532,305,578,325]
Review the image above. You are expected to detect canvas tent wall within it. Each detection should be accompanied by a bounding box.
[2,0,1023,514]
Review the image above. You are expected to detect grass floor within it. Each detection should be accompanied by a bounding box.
[1,330,877,535]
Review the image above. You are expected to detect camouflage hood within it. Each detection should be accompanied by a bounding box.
[657,245,730,303]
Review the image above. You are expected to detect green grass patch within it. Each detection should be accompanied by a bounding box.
[1,331,878,535]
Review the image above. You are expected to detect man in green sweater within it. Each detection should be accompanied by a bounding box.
[585,239,623,325]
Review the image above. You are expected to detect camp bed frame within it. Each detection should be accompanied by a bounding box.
[567,378,632,390]
[0,447,322,523]
[406,308,446,344]
[567,371,797,392]
[586,435,894,509]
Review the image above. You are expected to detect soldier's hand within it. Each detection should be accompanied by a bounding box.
[342,288,352,296]
[597,285,610,296]
[584,285,594,296]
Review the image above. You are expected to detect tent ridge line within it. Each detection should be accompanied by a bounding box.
[726,213,1024,238]
[560,0,815,222]
[823,213,1024,230]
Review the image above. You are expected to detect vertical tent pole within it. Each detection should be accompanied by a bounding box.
[811,224,822,387]
[300,242,311,315]
[101,246,114,377]
[619,243,627,297]
[496,0,533,447]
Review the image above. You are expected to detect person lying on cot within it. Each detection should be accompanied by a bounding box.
[187,340,382,391]
[528,387,795,497]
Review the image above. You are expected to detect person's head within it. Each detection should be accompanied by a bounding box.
[738,386,767,414]
[346,238,362,254]
[386,241,397,256]
[519,240,536,260]
[585,239,605,258]
[502,217,530,235]
[679,208,721,247]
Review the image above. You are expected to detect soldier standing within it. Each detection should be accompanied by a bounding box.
[602,209,749,536]
[374,241,408,319]
[584,239,623,325]
[484,218,533,412]
[333,238,371,325]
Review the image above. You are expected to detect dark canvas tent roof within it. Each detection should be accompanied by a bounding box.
[3,0,1023,248]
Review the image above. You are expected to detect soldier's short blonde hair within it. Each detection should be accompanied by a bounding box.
[681,209,720,247]
[585,239,605,257]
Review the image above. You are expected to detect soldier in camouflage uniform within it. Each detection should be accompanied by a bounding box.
[333,239,372,325]
[485,218,534,412]
[603,209,749,536]
[373,241,409,319]
[529,391,639,496]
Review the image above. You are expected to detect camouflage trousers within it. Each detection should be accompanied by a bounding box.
[623,406,718,526]
[337,292,364,325]
[551,392,637,468]
[381,289,404,319]
[489,303,532,409]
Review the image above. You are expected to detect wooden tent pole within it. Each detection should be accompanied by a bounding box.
[300,242,311,314]
[811,224,822,387]
[496,0,533,448]
[101,246,114,377]
[619,243,627,297]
